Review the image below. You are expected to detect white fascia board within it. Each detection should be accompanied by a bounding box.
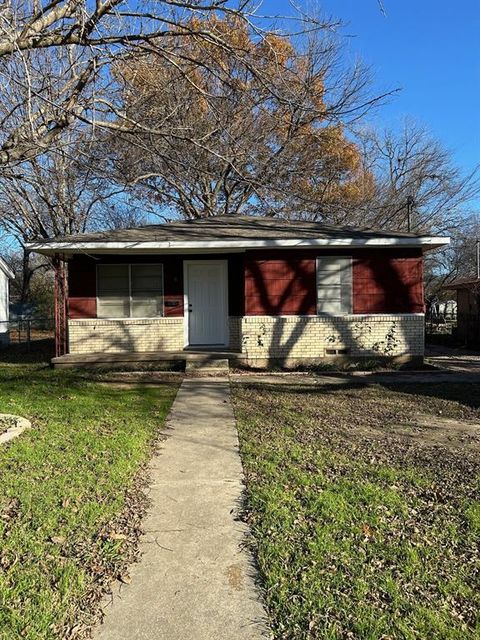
[26,236,451,255]
[0,258,14,279]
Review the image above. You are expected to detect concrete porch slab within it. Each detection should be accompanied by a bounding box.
[52,350,241,369]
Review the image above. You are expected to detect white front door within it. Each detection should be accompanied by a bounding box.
[184,261,228,346]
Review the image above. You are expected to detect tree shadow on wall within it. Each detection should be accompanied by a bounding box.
[244,252,423,368]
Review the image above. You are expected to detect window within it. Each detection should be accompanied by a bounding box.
[316,257,352,315]
[97,264,164,318]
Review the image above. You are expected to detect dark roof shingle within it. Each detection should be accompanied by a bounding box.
[443,277,480,289]
[37,215,429,245]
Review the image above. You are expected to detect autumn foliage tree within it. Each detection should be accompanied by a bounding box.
[106,16,376,219]
[0,0,268,170]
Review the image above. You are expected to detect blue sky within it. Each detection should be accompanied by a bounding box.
[262,0,480,192]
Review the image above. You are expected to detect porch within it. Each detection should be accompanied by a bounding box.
[51,348,242,369]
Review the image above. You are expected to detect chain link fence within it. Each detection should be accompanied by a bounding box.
[425,309,457,336]
[0,317,55,353]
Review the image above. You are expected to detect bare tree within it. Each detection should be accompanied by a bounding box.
[2,247,53,315]
[422,214,480,313]
[0,2,350,303]
[353,123,480,312]
[354,121,480,233]
[434,215,480,282]
[0,0,256,58]
[0,132,118,239]
[0,125,124,304]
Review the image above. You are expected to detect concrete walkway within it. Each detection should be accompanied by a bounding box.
[230,370,480,387]
[93,378,268,640]
[425,344,480,373]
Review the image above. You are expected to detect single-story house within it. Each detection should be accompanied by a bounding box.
[28,216,449,367]
[0,257,14,345]
[443,277,480,346]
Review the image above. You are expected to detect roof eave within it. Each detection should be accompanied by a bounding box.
[443,279,480,290]
[26,236,451,256]
[0,258,14,279]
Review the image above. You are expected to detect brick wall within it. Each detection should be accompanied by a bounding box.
[68,313,424,362]
[229,316,242,351]
[240,314,424,364]
[69,316,245,354]
[68,318,184,354]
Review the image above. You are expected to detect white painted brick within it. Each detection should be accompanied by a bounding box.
[240,315,424,360]
[68,314,425,361]
[68,318,184,354]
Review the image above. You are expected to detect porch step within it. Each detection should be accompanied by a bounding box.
[185,358,230,376]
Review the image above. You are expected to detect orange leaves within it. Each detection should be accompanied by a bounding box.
[257,34,295,66]
[111,15,375,219]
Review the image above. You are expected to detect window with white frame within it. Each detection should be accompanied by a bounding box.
[97,264,164,318]
[316,257,352,315]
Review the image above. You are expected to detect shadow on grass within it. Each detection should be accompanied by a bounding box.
[0,360,179,421]
[0,338,54,364]
[235,378,480,412]
[380,381,480,411]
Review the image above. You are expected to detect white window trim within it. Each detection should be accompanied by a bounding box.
[96,263,165,320]
[316,256,353,316]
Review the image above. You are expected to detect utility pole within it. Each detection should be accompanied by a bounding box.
[406,195,415,232]
[476,238,480,279]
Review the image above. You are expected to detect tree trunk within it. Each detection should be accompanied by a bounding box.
[19,248,34,310]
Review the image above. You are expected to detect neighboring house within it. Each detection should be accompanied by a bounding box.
[9,302,36,320]
[443,277,480,346]
[0,258,14,346]
[427,298,457,323]
[437,299,457,320]
[28,216,449,366]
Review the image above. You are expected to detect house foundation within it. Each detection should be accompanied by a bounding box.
[67,313,424,366]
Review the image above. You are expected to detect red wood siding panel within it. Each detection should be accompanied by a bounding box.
[353,254,424,313]
[228,254,245,316]
[162,256,184,317]
[67,249,424,319]
[68,255,96,296]
[67,255,97,319]
[67,253,244,319]
[245,249,424,316]
[69,297,97,318]
[245,254,316,315]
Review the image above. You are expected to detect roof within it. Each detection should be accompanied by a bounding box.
[443,277,480,290]
[0,257,14,279]
[26,215,450,255]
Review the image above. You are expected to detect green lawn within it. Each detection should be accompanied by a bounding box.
[232,381,480,640]
[0,362,178,640]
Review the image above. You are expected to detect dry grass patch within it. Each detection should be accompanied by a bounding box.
[232,381,480,640]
